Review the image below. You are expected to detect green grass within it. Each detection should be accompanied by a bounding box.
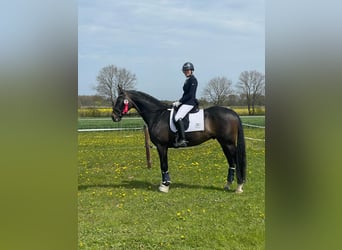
[78,126,265,249]
[78,117,145,129]
[240,116,265,127]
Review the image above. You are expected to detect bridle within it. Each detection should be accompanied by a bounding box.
[113,91,172,118]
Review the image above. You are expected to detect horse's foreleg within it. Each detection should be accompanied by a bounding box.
[159,170,170,193]
[156,145,170,193]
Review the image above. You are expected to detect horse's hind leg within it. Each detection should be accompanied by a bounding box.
[219,143,239,192]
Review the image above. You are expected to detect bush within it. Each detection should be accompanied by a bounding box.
[230,106,265,116]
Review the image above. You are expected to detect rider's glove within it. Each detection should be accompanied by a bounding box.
[173,101,181,107]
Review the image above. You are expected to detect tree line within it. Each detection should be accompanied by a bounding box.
[79,64,265,115]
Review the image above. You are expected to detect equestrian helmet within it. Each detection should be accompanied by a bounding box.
[182,62,194,71]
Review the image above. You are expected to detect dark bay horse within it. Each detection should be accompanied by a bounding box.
[112,89,247,193]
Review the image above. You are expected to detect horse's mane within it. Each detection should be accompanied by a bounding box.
[126,90,169,109]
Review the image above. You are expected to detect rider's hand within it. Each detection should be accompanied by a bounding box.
[173,101,181,107]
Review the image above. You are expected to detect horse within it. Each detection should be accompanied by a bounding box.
[111,89,247,193]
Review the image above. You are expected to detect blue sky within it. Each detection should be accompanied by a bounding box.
[78,0,264,100]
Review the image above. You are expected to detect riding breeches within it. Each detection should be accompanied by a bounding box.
[174,104,194,121]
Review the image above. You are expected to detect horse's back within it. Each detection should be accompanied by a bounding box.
[204,106,240,121]
[204,106,241,139]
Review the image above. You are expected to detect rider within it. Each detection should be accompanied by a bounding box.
[173,62,198,147]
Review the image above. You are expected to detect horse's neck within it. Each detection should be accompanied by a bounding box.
[129,94,163,125]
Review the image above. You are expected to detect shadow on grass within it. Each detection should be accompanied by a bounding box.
[78,180,155,191]
[78,179,233,192]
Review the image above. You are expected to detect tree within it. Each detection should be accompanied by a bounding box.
[227,94,240,106]
[95,64,137,103]
[202,77,233,105]
[237,70,265,115]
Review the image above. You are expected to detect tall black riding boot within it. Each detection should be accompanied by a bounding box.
[174,118,188,148]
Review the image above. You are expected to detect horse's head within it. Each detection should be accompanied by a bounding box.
[111,90,133,122]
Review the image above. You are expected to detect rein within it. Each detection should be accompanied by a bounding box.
[123,94,171,116]
[113,90,172,119]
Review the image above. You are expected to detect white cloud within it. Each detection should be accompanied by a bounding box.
[78,0,265,99]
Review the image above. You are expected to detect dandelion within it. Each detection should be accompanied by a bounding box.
[176,211,186,221]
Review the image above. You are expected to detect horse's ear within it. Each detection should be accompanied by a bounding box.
[118,85,124,94]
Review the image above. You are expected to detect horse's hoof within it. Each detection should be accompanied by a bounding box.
[235,184,244,193]
[159,184,170,193]
[224,182,232,191]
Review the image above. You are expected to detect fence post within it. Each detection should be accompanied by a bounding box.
[143,124,152,168]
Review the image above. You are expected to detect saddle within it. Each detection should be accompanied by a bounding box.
[172,105,199,130]
[169,102,204,133]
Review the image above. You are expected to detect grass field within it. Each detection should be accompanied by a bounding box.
[78,117,265,249]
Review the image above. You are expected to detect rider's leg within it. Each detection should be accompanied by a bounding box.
[174,118,187,147]
[174,104,193,147]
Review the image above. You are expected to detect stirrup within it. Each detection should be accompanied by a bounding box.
[174,139,188,148]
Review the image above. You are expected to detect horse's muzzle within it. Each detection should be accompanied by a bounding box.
[111,113,121,122]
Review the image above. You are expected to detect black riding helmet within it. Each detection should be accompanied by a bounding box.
[182,62,194,71]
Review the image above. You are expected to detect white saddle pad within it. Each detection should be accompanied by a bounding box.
[169,108,204,132]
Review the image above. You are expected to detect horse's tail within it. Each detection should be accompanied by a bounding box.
[236,117,247,184]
